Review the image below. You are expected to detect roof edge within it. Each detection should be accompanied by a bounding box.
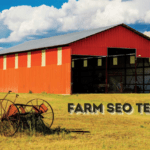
[0,23,150,56]
[0,44,69,56]
[68,23,150,46]
[121,23,150,40]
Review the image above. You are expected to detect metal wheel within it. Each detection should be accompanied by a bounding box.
[0,99,20,136]
[26,99,54,130]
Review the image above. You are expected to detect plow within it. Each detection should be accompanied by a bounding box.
[0,91,54,136]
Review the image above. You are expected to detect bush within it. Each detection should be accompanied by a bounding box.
[29,90,32,94]
[41,91,47,94]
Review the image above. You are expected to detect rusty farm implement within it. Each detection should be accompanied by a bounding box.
[0,91,54,136]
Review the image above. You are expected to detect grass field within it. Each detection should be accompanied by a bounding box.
[0,92,150,150]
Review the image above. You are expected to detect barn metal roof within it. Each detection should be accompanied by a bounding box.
[0,23,149,55]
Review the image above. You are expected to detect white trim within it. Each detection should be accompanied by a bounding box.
[72,60,74,68]
[27,52,31,68]
[41,50,46,67]
[83,59,87,67]
[57,47,62,65]
[15,53,18,69]
[3,55,6,70]
[113,57,117,65]
[130,56,135,64]
[98,58,102,66]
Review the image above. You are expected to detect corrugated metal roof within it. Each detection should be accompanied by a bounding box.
[0,23,149,55]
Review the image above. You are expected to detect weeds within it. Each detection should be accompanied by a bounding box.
[29,90,32,94]
[15,113,71,137]
[41,91,47,94]
[140,125,145,128]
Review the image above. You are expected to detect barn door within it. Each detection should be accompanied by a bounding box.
[125,56,143,93]
[143,58,150,93]
[107,55,124,93]
[108,73,123,93]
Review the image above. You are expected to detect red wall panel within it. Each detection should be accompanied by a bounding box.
[0,47,71,94]
[7,54,15,68]
[70,25,150,58]
[31,50,41,66]
[18,52,27,68]
[0,56,3,69]
[46,48,57,65]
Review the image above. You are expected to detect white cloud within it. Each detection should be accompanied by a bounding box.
[143,31,150,37]
[0,47,3,50]
[0,0,150,43]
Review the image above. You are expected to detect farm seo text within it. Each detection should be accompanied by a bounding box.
[68,103,150,114]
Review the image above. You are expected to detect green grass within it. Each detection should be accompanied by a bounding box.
[0,93,150,149]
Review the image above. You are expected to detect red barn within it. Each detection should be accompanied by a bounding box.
[0,23,150,94]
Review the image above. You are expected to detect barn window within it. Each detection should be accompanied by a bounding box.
[98,58,102,66]
[41,50,46,67]
[27,52,31,68]
[15,53,18,69]
[72,60,74,68]
[3,55,6,70]
[83,59,87,67]
[113,57,118,65]
[57,47,62,65]
[130,56,135,64]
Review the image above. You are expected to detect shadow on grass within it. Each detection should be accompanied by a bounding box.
[0,114,90,136]
[19,116,90,136]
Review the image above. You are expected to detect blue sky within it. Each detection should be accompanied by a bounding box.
[0,0,67,11]
[0,0,150,50]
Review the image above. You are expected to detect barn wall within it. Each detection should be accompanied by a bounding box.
[70,25,150,58]
[0,46,71,94]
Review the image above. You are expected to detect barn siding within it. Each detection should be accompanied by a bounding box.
[70,25,150,58]
[0,46,71,94]
[0,25,150,94]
